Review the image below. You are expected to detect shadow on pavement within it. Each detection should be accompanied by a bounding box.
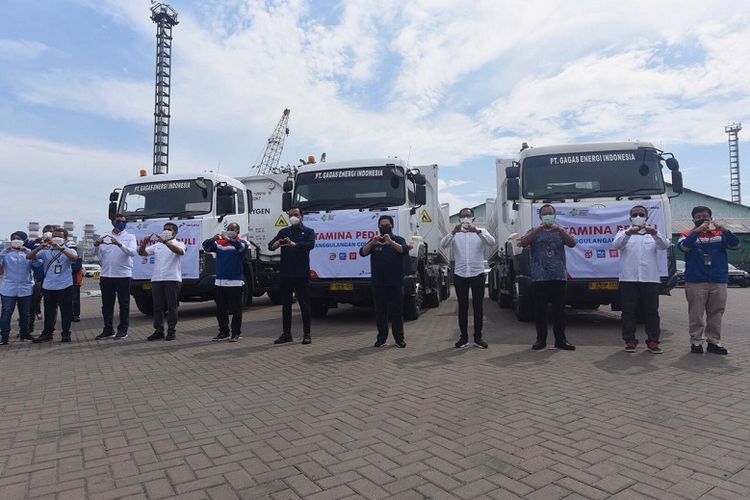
[592,349,660,375]
[671,352,742,374]
[390,346,473,369]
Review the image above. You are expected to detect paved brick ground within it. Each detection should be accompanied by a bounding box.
[1,286,749,499]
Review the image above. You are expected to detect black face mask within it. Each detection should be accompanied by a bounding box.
[379,225,392,235]
[694,218,710,227]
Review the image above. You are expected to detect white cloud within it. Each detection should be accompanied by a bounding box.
[0,39,49,60]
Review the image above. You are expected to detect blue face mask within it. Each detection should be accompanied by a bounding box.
[113,222,127,231]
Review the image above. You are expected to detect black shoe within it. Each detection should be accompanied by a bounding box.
[165,333,176,341]
[33,333,53,344]
[61,335,71,343]
[72,317,80,323]
[302,336,312,345]
[0,337,8,345]
[114,332,128,340]
[95,331,115,340]
[532,341,546,350]
[20,334,35,342]
[374,340,388,347]
[395,342,406,348]
[473,339,489,349]
[147,331,165,341]
[274,335,293,345]
[455,338,469,348]
[555,341,576,351]
[229,334,241,342]
[691,344,704,354]
[706,343,728,355]
[212,332,230,342]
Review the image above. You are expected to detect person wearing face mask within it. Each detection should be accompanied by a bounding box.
[269,208,316,344]
[27,228,80,343]
[612,205,671,353]
[138,222,186,341]
[0,231,38,344]
[678,206,740,355]
[203,223,249,342]
[359,215,410,348]
[440,208,496,348]
[518,204,577,351]
[27,224,58,332]
[68,239,84,322]
[93,214,138,340]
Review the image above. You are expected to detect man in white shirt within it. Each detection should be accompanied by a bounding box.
[612,205,670,354]
[138,222,185,341]
[440,208,496,348]
[93,214,138,340]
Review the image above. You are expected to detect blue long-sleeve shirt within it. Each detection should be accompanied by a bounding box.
[202,237,248,283]
[678,228,741,283]
[0,249,37,297]
[269,225,316,278]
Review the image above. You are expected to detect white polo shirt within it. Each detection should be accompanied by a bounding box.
[440,229,496,278]
[93,230,137,278]
[145,240,186,282]
[612,229,670,283]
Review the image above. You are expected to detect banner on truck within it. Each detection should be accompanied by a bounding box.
[127,220,202,280]
[532,202,668,279]
[304,210,399,279]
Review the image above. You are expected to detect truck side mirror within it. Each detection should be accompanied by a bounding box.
[282,192,292,212]
[109,190,119,202]
[671,171,684,194]
[506,166,520,179]
[246,190,253,212]
[415,185,426,205]
[412,173,426,185]
[507,178,520,201]
[283,180,293,192]
[665,157,679,171]
[108,201,117,221]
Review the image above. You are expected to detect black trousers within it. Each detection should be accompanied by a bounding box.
[533,280,567,343]
[29,280,44,331]
[100,277,131,334]
[453,273,486,340]
[72,285,81,318]
[42,286,73,338]
[215,286,244,335]
[152,281,180,335]
[620,281,660,343]
[373,286,404,343]
[281,277,310,336]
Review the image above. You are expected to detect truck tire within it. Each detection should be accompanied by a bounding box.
[439,280,450,300]
[488,271,498,301]
[310,299,329,318]
[267,290,283,305]
[511,279,534,322]
[403,282,423,321]
[242,283,253,307]
[498,291,512,308]
[424,292,440,308]
[134,294,154,316]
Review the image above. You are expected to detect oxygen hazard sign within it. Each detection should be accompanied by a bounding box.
[420,209,433,223]
[274,214,288,227]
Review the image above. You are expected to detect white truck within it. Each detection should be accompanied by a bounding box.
[486,141,684,321]
[279,158,451,320]
[108,171,285,314]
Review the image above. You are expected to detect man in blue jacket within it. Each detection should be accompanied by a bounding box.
[203,223,249,342]
[678,206,741,355]
[269,208,316,345]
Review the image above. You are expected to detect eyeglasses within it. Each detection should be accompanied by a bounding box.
[631,213,647,217]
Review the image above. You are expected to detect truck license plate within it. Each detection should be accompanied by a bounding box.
[330,283,353,291]
[588,281,618,290]
[142,283,152,290]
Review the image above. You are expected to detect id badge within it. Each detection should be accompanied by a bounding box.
[54,264,63,274]
[703,252,712,266]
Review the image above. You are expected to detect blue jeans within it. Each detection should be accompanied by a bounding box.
[1,294,33,338]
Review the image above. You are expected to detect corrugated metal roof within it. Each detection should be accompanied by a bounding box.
[672,219,750,234]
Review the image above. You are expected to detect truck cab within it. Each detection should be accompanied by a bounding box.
[489,142,684,321]
[109,172,257,314]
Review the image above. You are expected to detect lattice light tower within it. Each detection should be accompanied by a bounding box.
[725,122,742,204]
[252,109,291,175]
[150,2,179,175]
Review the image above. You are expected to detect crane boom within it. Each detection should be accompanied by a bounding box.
[252,109,291,175]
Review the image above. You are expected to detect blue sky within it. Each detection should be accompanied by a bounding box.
[1,0,749,238]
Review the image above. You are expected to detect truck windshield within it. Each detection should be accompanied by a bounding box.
[293,166,406,211]
[522,149,665,199]
[119,179,214,217]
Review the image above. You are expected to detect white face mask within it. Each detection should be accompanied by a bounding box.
[43,232,53,240]
[160,230,173,241]
[10,240,24,249]
[459,217,473,227]
[51,237,65,246]
[289,216,301,226]
[540,214,556,226]
[225,230,238,239]
[630,216,646,226]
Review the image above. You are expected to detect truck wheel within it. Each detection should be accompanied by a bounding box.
[488,272,498,301]
[134,294,154,316]
[424,292,440,308]
[267,290,283,305]
[310,299,329,318]
[242,284,253,307]
[498,291,512,308]
[439,280,450,300]
[512,281,534,322]
[403,283,423,321]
